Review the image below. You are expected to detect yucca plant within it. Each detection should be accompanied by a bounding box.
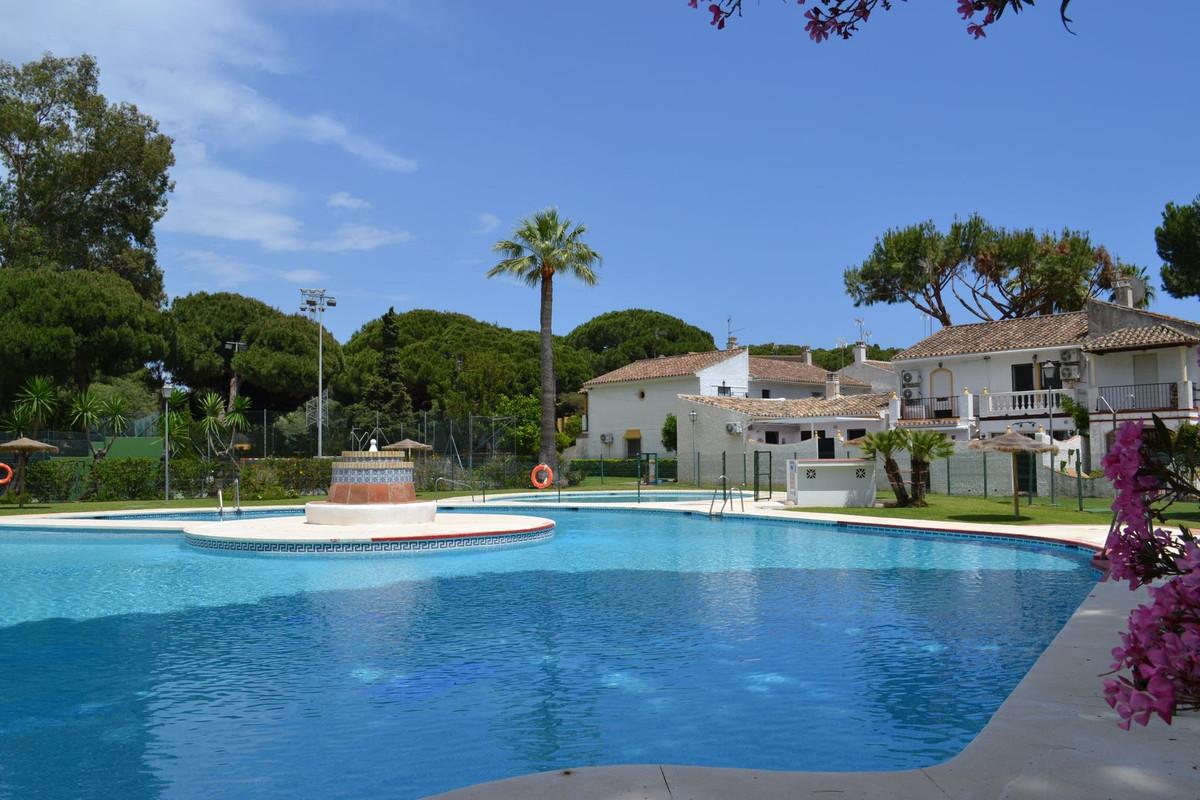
[14,375,57,437]
[70,390,129,461]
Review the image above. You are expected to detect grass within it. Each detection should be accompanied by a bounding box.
[0,476,690,517]
[793,491,1200,527]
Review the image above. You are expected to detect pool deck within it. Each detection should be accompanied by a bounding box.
[1,499,1195,798]
[432,495,1199,800]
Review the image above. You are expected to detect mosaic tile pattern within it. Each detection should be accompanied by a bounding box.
[330,467,414,484]
[184,528,554,554]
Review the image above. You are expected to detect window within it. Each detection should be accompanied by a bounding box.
[626,437,641,458]
[1011,363,1035,392]
[847,428,866,441]
[765,431,779,444]
[799,430,813,441]
[760,389,771,398]
[718,385,732,397]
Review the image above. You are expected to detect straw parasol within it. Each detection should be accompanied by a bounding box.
[382,438,434,459]
[969,428,1058,519]
[0,437,60,508]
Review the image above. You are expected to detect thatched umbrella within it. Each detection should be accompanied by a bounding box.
[969,429,1058,519]
[382,438,433,459]
[0,437,60,508]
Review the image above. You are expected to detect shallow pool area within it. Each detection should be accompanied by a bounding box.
[486,489,749,504]
[0,508,1098,799]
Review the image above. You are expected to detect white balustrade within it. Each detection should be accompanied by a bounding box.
[981,389,1067,417]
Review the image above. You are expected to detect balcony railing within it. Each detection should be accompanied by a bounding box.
[1097,383,1179,412]
[981,389,1068,418]
[900,395,958,421]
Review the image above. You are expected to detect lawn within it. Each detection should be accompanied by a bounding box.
[792,491,1200,527]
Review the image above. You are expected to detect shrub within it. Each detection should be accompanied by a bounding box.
[24,459,87,502]
[84,458,161,501]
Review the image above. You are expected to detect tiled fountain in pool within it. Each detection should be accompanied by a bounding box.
[0,509,1097,800]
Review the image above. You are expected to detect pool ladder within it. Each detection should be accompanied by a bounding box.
[433,477,483,503]
[216,478,243,521]
[707,476,744,518]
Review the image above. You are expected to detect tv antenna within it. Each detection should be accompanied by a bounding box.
[725,315,745,349]
[853,317,871,344]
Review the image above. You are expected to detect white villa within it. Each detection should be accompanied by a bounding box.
[577,344,872,459]
[889,291,1200,464]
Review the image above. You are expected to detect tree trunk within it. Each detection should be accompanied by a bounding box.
[228,371,240,412]
[883,456,910,507]
[910,459,928,507]
[539,272,557,472]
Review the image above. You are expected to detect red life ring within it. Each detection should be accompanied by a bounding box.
[530,464,553,489]
[0,463,12,486]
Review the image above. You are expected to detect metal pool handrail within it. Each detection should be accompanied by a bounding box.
[434,477,478,503]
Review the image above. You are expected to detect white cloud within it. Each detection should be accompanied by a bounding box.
[310,224,414,252]
[327,191,372,210]
[474,212,501,234]
[0,1,417,255]
[175,250,327,289]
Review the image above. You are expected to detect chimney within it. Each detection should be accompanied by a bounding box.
[825,372,840,399]
[1114,279,1134,308]
[800,346,812,366]
[726,334,739,350]
[853,341,867,364]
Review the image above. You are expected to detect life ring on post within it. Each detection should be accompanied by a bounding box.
[530,464,554,490]
[0,463,12,486]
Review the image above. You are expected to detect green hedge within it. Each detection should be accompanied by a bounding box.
[84,458,162,501]
[24,459,88,502]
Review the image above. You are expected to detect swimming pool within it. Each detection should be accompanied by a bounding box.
[0,509,1097,799]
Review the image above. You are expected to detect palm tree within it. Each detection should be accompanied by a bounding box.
[15,375,57,437]
[858,429,910,507]
[487,209,601,470]
[906,430,955,507]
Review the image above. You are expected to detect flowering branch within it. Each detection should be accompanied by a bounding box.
[1100,418,1200,730]
[687,0,1075,41]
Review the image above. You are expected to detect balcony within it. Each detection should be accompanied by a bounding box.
[900,395,958,421]
[1097,383,1179,412]
[980,389,1067,418]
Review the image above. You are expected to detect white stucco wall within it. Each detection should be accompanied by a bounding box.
[746,380,824,399]
[582,376,700,458]
[839,362,900,394]
[696,350,750,396]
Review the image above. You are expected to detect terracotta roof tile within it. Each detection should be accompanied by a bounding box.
[681,393,891,420]
[749,356,870,388]
[583,349,742,387]
[894,313,1089,360]
[1083,324,1200,353]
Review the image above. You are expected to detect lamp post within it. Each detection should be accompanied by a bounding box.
[299,289,336,457]
[688,409,698,485]
[162,384,173,502]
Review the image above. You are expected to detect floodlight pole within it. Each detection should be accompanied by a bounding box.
[300,289,336,457]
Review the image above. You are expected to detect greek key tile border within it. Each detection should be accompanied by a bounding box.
[184,527,554,555]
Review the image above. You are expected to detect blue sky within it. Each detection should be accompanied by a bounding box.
[4,1,1198,347]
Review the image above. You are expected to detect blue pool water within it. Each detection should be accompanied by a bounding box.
[0,510,1097,800]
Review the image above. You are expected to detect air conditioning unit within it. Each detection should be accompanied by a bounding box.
[1060,364,1082,381]
[599,433,613,444]
[901,369,922,385]
[725,421,743,434]
[1060,349,1081,363]
[902,387,917,400]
